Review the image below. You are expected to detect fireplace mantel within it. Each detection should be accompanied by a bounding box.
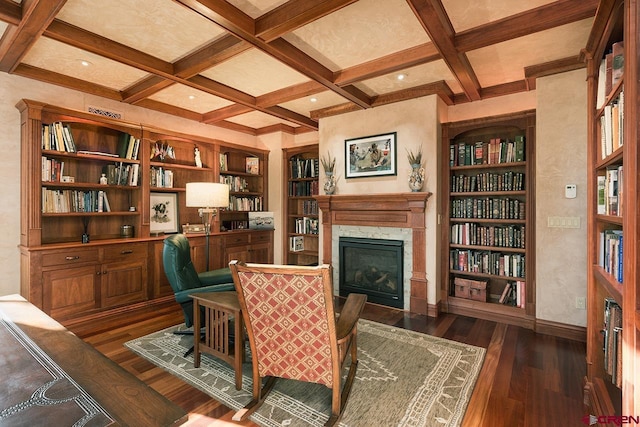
[315,193,432,315]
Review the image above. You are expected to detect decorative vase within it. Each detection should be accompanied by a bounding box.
[324,172,337,195]
[408,164,425,192]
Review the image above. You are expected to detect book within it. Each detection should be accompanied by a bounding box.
[596,175,606,214]
[290,236,304,252]
[611,41,624,89]
[514,135,525,162]
[245,156,259,174]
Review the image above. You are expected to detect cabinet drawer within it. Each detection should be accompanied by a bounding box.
[103,243,147,261]
[250,232,272,243]
[42,249,99,267]
[224,233,249,246]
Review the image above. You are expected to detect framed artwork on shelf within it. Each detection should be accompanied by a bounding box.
[150,192,179,233]
[345,132,397,178]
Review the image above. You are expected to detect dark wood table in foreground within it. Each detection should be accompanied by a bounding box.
[0,294,187,426]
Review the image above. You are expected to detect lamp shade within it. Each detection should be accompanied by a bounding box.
[185,182,229,208]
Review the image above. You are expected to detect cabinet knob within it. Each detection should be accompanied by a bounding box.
[121,250,133,254]
[65,256,80,261]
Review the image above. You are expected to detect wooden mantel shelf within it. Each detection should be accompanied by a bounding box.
[315,193,433,316]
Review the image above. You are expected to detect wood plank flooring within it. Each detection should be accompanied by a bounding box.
[77,301,586,427]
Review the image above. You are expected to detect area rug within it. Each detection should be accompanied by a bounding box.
[124,319,485,427]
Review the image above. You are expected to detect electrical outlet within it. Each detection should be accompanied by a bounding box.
[576,297,586,310]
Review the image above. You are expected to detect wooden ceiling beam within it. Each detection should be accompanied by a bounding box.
[456,0,599,53]
[371,80,453,107]
[13,63,123,100]
[406,0,481,102]
[121,76,173,104]
[0,0,67,72]
[176,0,373,109]
[524,55,586,90]
[334,43,441,86]
[255,0,358,42]
[0,0,21,25]
[256,80,325,107]
[202,104,253,123]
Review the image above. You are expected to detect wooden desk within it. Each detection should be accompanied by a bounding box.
[0,294,187,426]
[191,292,244,390]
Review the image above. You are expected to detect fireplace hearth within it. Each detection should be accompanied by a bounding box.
[339,237,403,308]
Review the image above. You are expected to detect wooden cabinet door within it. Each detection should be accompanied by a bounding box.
[224,245,251,265]
[249,242,272,263]
[100,259,147,308]
[42,265,99,319]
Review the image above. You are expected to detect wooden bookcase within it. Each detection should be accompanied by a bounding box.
[584,0,639,416]
[282,145,319,266]
[17,99,272,322]
[441,111,536,328]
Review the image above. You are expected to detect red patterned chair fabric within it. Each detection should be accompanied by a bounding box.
[229,261,367,426]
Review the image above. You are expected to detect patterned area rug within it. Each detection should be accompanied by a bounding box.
[125,319,485,427]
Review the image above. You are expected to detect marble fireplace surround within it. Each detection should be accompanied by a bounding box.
[315,193,432,315]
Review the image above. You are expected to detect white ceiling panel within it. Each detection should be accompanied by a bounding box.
[22,37,148,90]
[226,110,299,128]
[442,0,556,32]
[279,90,349,117]
[148,83,234,114]
[226,0,290,18]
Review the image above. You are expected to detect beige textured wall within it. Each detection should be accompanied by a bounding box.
[318,96,441,305]
[535,69,588,326]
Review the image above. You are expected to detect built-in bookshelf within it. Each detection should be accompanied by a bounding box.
[218,147,268,232]
[441,111,535,328]
[282,145,319,266]
[584,0,639,417]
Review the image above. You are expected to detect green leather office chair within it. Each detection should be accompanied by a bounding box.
[162,234,235,345]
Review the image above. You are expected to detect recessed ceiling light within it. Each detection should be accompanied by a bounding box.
[80,60,91,67]
[397,74,406,81]
[188,95,196,100]
[310,97,317,103]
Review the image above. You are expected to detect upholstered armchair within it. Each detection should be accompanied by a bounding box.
[229,261,367,426]
[162,234,235,329]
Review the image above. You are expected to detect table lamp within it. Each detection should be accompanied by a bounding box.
[186,182,229,270]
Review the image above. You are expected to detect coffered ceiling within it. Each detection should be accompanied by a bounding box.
[0,0,601,135]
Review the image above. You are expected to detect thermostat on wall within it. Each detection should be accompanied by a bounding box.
[565,184,577,199]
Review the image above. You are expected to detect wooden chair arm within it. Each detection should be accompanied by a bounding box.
[335,293,367,342]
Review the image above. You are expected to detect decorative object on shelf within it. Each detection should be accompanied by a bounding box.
[406,146,425,192]
[194,146,202,168]
[321,151,337,195]
[185,182,229,270]
[82,217,90,244]
[150,142,175,162]
[248,211,274,230]
[120,224,134,238]
[150,192,179,234]
[99,173,108,185]
[345,132,397,178]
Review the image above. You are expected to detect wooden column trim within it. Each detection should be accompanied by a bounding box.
[315,193,432,315]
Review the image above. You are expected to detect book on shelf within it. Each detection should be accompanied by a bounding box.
[611,41,624,89]
[597,175,606,214]
[116,132,140,160]
[599,229,623,283]
[245,156,259,174]
[290,236,304,252]
[219,153,228,171]
[603,297,622,387]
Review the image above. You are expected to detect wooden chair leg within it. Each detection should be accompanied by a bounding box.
[232,376,277,421]
[325,359,358,427]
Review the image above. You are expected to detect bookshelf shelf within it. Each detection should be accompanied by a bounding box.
[282,145,319,266]
[584,0,639,416]
[441,111,535,327]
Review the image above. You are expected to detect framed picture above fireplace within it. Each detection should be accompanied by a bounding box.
[345,132,397,178]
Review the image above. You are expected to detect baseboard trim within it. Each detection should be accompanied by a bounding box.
[535,318,586,342]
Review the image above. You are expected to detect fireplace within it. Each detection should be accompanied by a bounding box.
[339,237,403,309]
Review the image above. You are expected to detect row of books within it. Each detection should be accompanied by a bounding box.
[103,163,140,186]
[220,175,249,192]
[599,229,623,284]
[42,189,111,213]
[597,166,623,216]
[301,200,318,215]
[499,281,525,308]
[228,196,262,212]
[42,122,77,152]
[289,236,305,252]
[450,223,525,249]
[600,91,624,159]
[288,180,319,197]
[596,41,624,108]
[116,132,140,160]
[294,216,319,235]
[149,166,174,188]
[603,297,622,388]
[451,197,526,220]
[449,136,525,167]
[450,249,525,278]
[41,157,66,182]
[290,157,320,179]
[451,171,525,193]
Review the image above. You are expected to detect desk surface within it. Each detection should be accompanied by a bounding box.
[0,294,187,426]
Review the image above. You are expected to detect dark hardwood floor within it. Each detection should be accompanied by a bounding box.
[77,301,586,427]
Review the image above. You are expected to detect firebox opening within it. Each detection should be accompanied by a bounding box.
[339,237,404,309]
